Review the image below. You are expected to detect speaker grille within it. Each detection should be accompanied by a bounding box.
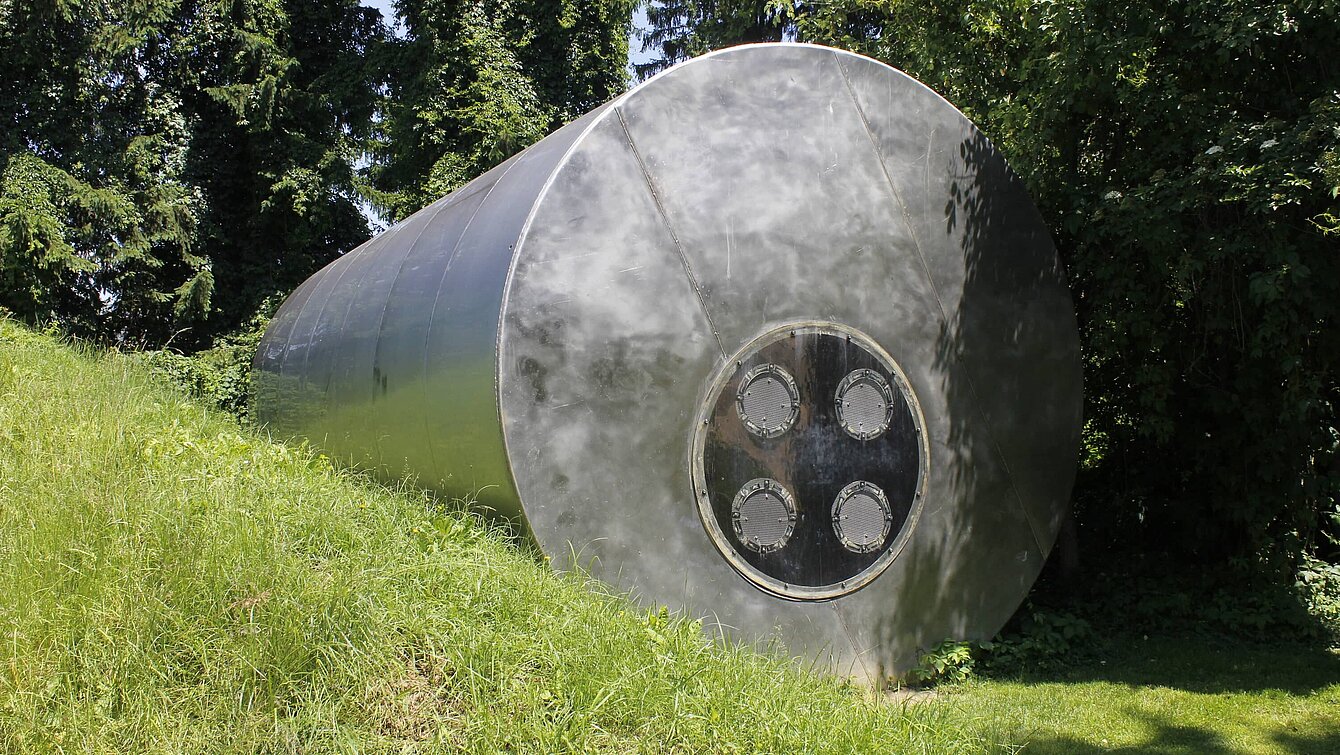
[832,481,892,553]
[835,369,895,441]
[732,478,796,553]
[736,364,799,438]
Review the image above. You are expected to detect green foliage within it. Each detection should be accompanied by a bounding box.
[981,607,1097,675]
[0,0,203,339]
[976,560,1338,680]
[2,0,638,345]
[645,0,1340,569]
[906,640,976,687]
[1076,567,1329,644]
[171,0,387,344]
[137,303,273,419]
[371,0,637,219]
[636,0,798,78]
[1297,554,1340,639]
[0,0,386,347]
[0,319,1003,753]
[0,154,100,324]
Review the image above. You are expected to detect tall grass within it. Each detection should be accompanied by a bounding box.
[0,320,999,753]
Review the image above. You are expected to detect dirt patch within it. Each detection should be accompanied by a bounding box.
[364,652,465,742]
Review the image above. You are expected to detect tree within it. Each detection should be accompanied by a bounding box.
[1,0,387,346]
[643,0,1340,568]
[369,0,637,220]
[164,0,387,344]
[1,0,201,341]
[635,0,796,79]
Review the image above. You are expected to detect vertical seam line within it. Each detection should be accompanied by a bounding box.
[616,106,729,359]
[418,156,524,479]
[834,53,950,324]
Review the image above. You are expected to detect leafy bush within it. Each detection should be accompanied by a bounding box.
[1075,565,1328,643]
[905,640,976,687]
[1297,555,1340,641]
[136,306,270,420]
[981,607,1097,676]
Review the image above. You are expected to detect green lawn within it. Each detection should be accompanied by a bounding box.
[0,320,996,752]
[950,637,1340,754]
[3,318,1336,753]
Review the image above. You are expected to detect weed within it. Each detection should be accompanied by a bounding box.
[906,640,976,687]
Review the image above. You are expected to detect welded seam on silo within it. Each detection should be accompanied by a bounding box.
[833,51,1049,559]
[320,217,421,436]
[831,53,951,345]
[614,107,728,360]
[261,266,321,388]
[417,154,528,479]
[363,191,488,475]
[256,264,327,428]
[285,239,376,437]
[276,262,340,395]
[370,179,501,372]
[829,604,877,680]
[362,216,438,400]
[308,240,394,447]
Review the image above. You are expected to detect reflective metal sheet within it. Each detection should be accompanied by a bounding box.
[363,164,511,481]
[494,112,862,674]
[252,43,1081,681]
[251,264,324,428]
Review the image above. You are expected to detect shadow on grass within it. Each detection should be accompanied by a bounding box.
[997,635,1340,697]
[972,635,1340,754]
[1271,729,1340,755]
[1022,709,1340,754]
[1022,710,1231,754]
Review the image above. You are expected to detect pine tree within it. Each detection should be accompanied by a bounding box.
[369,0,637,220]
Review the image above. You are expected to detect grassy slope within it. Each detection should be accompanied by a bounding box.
[0,321,998,753]
[951,638,1340,754]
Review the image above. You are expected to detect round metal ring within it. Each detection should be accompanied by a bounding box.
[735,364,800,438]
[835,368,896,441]
[730,478,797,554]
[831,481,894,553]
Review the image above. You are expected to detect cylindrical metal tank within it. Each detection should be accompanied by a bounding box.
[252,43,1082,679]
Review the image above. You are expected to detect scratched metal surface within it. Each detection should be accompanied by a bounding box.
[252,43,1082,679]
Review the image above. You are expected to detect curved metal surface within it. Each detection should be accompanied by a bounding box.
[254,105,612,524]
[252,43,1082,680]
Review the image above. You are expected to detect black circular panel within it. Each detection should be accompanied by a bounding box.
[692,323,928,600]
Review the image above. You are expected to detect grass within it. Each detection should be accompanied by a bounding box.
[0,319,999,752]
[949,637,1340,754]
[5,319,1338,754]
